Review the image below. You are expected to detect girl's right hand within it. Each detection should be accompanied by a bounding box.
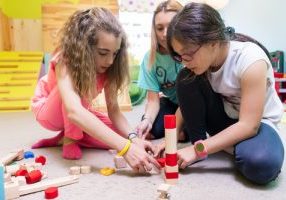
[124,143,161,173]
[135,119,152,139]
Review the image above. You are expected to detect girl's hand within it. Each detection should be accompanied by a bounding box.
[124,143,161,173]
[177,145,198,169]
[153,141,165,158]
[135,119,152,139]
[131,137,156,154]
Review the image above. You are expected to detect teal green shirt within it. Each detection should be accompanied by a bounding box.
[138,51,183,104]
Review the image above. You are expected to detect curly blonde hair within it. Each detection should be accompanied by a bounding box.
[148,0,182,68]
[59,7,129,102]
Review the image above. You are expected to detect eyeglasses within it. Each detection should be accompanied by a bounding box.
[173,45,201,63]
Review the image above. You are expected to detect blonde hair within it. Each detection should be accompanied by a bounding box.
[148,0,182,68]
[59,7,129,102]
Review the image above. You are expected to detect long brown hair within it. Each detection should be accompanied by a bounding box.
[59,7,129,102]
[148,0,182,68]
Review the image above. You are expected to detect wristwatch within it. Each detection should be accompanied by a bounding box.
[128,132,138,141]
[194,140,208,159]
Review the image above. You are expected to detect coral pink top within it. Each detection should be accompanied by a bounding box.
[32,52,107,116]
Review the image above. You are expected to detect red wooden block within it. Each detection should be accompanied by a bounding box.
[25,170,42,184]
[157,158,166,167]
[15,169,28,177]
[45,187,59,199]
[35,155,46,165]
[165,172,179,179]
[165,153,177,166]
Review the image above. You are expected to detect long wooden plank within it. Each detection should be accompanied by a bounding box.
[19,175,79,195]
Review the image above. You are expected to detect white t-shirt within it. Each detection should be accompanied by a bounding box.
[208,41,283,130]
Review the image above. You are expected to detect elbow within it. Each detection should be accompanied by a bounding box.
[247,123,260,137]
[65,106,83,124]
[240,120,260,137]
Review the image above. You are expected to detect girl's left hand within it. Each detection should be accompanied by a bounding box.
[177,146,198,169]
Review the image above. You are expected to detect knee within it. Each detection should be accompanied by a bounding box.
[236,153,283,185]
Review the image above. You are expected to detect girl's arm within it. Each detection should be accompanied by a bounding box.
[55,64,127,152]
[179,60,268,168]
[136,91,160,138]
[56,65,161,170]
[104,84,133,138]
[175,107,184,140]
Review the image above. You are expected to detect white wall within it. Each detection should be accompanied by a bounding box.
[220,0,286,54]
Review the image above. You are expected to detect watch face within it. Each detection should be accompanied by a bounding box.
[195,143,205,152]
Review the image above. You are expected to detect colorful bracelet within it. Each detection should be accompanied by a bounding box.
[117,139,131,156]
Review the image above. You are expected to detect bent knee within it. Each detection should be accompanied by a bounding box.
[237,155,283,184]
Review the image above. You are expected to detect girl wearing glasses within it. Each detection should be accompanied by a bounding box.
[166,3,284,184]
[136,0,192,142]
[31,8,160,173]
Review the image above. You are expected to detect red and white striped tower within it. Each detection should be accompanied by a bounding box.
[164,115,178,185]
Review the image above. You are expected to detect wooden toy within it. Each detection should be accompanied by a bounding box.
[80,166,91,174]
[157,183,171,200]
[164,115,178,185]
[100,167,115,176]
[35,155,47,165]
[4,175,79,199]
[12,176,26,186]
[24,151,35,159]
[15,169,28,177]
[114,155,127,169]
[25,170,42,184]
[45,186,58,199]
[69,166,81,175]
[0,149,24,166]
[4,173,11,183]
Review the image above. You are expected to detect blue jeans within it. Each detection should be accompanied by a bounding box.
[176,68,285,184]
[146,97,190,141]
[149,97,178,139]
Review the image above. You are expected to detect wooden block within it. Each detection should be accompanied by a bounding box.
[99,167,115,176]
[165,178,177,185]
[80,166,91,174]
[114,155,127,169]
[69,166,81,175]
[15,150,24,161]
[21,162,42,172]
[4,173,11,183]
[157,183,171,193]
[12,176,26,186]
[42,171,48,180]
[108,149,117,155]
[0,149,24,166]
[157,183,171,200]
[19,175,79,196]
[5,164,20,175]
[4,182,20,200]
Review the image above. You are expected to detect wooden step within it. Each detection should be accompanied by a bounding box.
[0,52,43,112]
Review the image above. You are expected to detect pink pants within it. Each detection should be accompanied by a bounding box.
[31,76,118,149]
